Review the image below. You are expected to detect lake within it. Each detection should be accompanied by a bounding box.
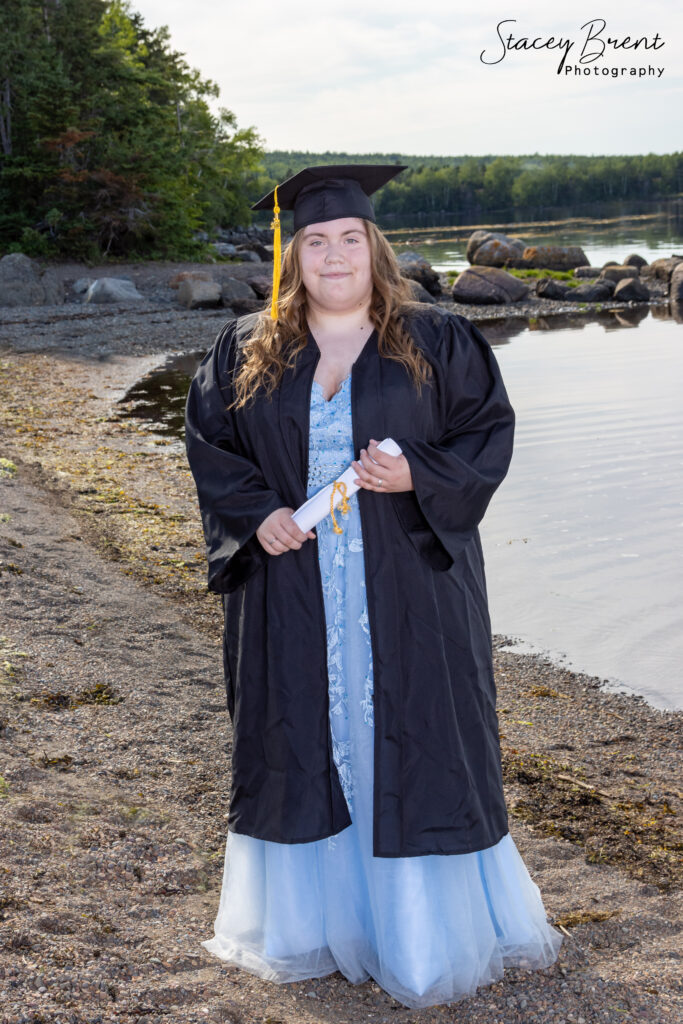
[479,311,682,713]
[389,201,683,273]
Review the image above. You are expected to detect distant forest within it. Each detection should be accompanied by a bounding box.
[260,152,683,223]
[1,0,681,260]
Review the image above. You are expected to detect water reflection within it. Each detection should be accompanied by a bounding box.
[115,351,205,438]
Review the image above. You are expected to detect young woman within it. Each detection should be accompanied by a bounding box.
[185,165,562,1008]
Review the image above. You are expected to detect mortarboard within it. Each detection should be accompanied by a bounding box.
[251,164,407,319]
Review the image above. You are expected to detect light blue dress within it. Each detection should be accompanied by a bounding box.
[201,375,563,1008]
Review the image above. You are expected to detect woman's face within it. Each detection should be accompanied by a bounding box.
[299,217,373,314]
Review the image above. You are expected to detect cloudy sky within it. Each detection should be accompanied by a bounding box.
[130,0,681,156]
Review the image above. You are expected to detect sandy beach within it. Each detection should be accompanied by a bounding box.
[0,285,681,1024]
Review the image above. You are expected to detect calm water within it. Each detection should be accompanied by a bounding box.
[392,203,683,273]
[479,312,683,711]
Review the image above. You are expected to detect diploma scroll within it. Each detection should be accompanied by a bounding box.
[291,437,403,533]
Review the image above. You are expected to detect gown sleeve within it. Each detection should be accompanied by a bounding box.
[184,319,286,593]
[393,312,515,568]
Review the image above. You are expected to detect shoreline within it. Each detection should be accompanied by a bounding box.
[0,296,681,1023]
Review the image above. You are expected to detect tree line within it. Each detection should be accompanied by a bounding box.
[0,0,265,259]
[261,152,683,222]
[1,2,681,261]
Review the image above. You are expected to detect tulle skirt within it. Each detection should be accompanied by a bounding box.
[201,383,562,1007]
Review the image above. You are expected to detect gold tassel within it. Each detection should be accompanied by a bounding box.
[270,185,281,321]
[330,481,350,534]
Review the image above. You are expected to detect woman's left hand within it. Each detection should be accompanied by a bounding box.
[352,439,414,493]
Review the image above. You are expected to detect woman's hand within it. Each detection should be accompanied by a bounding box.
[257,508,316,556]
[352,439,414,493]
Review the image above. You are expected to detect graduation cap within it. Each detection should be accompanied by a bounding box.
[251,164,407,319]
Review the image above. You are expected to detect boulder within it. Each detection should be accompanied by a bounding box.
[565,282,613,302]
[599,265,639,283]
[245,273,274,299]
[613,277,650,303]
[535,277,571,300]
[0,253,63,306]
[398,257,441,296]
[642,256,683,283]
[72,276,95,295]
[521,245,588,270]
[623,253,648,269]
[169,271,213,290]
[177,278,222,309]
[211,242,237,258]
[451,267,528,305]
[602,260,619,268]
[404,278,437,304]
[220,277,258,305]
[466,231,525,267]
[235,247,261,263]
[670,262,683,303]
[573,266,601,279]
[85,278,143,304]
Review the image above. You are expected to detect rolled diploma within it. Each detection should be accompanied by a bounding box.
[291,437,403,533]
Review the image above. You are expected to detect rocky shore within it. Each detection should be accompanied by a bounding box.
[0,266,681,1024]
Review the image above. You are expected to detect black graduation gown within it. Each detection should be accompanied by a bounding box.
[184,305,515,857]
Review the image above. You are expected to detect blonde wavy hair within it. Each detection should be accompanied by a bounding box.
[231,219,433,410]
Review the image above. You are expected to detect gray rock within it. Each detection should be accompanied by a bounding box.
[602,260,620,268]
[466,230,525,266]
[399,260,441,296]
[404,278,436,304]
[670,262,683,303]
[451,267,528,305]
[573,266,601,279]
[177,279,222,309]
[599,265,639,283]
[522,245,589,270]
[234,249,261,263]
[642,256,683,283]
[245,273,273,299]
[220,278,257,305]
[0,253,64,306]
[211,242,237,257]
[565,282,613,302]
[613,277,650,302]
[623,253,648,269]
[85,278,144,304]
[535,277,571,299]
[72,277,95,295]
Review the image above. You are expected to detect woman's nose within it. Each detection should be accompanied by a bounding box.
[325,243,344,263]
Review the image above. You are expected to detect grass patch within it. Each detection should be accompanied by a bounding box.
[506,268,582,287]
[555,907,620,929]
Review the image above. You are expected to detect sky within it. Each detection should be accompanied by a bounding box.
[129,0,681,156]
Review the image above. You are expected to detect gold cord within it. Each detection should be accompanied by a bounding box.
[270,185,281,321]
[330,481,350,534]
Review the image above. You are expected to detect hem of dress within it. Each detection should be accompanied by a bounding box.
[200,928,563,1010]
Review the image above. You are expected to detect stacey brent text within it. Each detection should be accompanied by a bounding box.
[480,19,665,75]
